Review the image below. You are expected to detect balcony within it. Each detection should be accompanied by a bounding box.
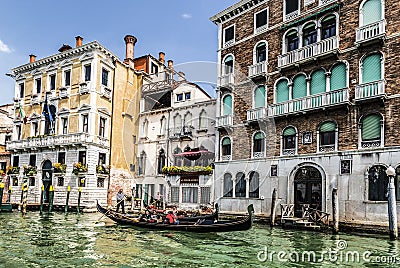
[269,88,349,117]
[169,126,194,140]
[284,10,299,21]
[79,82,90,94]
[59,87,69,99]
[253,151,265,159]
[31,94,41,105]
[356,20,385,44]
[6,133,103,152]
[218,73,234,89]
[216,115,233,128]
[101,86,112,99]
[247,107,268,122]
[355,80,385,101]
[248,61,267,78]
[319,0,336,6]
[278,36,338,68]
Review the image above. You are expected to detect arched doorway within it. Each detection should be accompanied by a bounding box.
[42,160,53,203]
[294,166,322,216]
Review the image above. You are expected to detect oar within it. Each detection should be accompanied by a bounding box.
[94,198,125,224]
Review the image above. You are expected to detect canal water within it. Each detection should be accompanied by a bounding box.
[0,212,399,268]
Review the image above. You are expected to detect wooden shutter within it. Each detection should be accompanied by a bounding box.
[254,86,266,108]
[320,121,336,132]
[292,75,307,99]
[362,0,382,26]
[276,80,289,103]
[362,114,381,140]
[362,54,382,84]
[311,69,326,95]
[330,63,347,91]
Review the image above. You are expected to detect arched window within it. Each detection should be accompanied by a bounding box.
[282,126,297,153]
[319,121,337,151]
[368,165,388,201]
[302,23,317,46]
[255,42,267,63]
[157,149,165,174]
[249,171,259,198]
[141,119,148,137]
[254,85,266,108]
[361,0,383,26]
[199,110,207,129]
[361,114,382,147]
[223,173,233,197]
[174,114,182,134]
[310,69,326,95]
[253,131,265,157]
[276,79,289,103]
[221,137,232,159]
[174,147,182,166]
[321,15,336,40]
[330,63,347,91]
[235,172,246,198]
[292,74,307,99]
[361,53,382,84]
[223,55,234,74]
[285,30,299,52]
[160,117,166,136]
[222,95,233,115]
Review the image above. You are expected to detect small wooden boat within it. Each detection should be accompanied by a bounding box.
[97,202,254,233]
[0,203,12,212]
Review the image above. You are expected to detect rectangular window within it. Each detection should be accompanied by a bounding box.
[57,177,64,187]
[177,93,183,102]
[32,122,39,137]
[35,78,41,94]
[29,177,35,186]
[185,92,191,100]
[97,178,105,188]
[200,187,210,204]
[99,117,106,137]
[320,131,335,146]
[286,0,298,15]
[29,154,36,167]
[255,9,268,30]
[84,64,91,81]
[151,63,158,75]
[78,151,87,165]
[82,114,89,133]
[50,74,56,90]
[224,25,234,44]
[182,187,198,203]
[171,187,180,203]
[101,68,109,86]
[98,153,106,165]
[284,135,296,149]
[61,117,68,134]
[0,162,6,172]
[64,70,71,86]
[58,152,66,164]
[13,155,19,167]
[19,83,24,98]
[16,125,21,140]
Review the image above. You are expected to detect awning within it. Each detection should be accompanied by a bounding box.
[174,149,214,160]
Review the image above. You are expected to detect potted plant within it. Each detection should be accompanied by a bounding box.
[73,162,88,175]
[7,166,20,175]
[53,163,67,173]
[96,164,110,174]
[161,165,213,175]
[23,165,37,176]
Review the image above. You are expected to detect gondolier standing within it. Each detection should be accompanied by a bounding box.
[116,189,126,214]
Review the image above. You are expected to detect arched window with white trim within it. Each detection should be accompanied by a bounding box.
[253,131,266,158]
[222,95,233,116]
[199,110,207,129]
[254,85,266,108]
[318,121,337,152]
[361,53,383,84]
[249,171,260,198]
[330,63,347,91]
[321,15,337,40]
[173,114,182,134]
[223,55,234,75]
[235,172,246,198]
[221,137,232,161]
[282,126,297,155]
[302,22,317,46]
[223,173,233,197]
[255,42,267,63]
[285,29,299,52]
[292,74,307,99]
[360,0,383,26]
[310,69,326,95]
[276,79,290,103]
[360,113,383,148]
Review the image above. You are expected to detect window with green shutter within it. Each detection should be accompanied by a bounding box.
[362,114,381,140]
[362,54,382,84]
[320,121,336,146]
[222,137,232,156]
[223,95,233,115]
[254,86,266,108]
[253,132,265,153]
[283,127,296,149]
[293,74,307,99]
[330,63,347,91]
[311,70,326,95]
[362,0,382,26]
[276,79,289,103]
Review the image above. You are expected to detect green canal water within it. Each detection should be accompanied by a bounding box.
[0,212,399,268]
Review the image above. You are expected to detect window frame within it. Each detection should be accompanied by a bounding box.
[34,77,42,94]
[101,68,109,87]
[317,121,338,152]
[81,114,89,133]
[359,113,384,149]
[63,69,71,87]
[223,24,235,47]
[283,0,300,21]
[281,126,298,155]
[252,131,266,158]
[221,136,232,160]
[48,73,56,91]
[99,116,107,138]
[254,8,269,33]
[60,117,68,135]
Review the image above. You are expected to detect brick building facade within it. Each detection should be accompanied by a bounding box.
[211,0,400,225]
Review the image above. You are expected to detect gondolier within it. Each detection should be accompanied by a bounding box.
[116,189,126,214]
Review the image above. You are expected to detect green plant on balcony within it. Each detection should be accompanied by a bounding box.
[6,166,20,175]
[0,170,4,177]
[96,164,110,175]
[53,163,67,173]
[161,165,213,175]
[23,165,37,176]
[73,162,88,175]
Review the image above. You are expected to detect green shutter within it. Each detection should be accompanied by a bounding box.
[330,63,347,91]
[223,95,233,115]
[222,137,231,145]
[362,0,382,26]
[362,54,382,84]
[320,121,336,132]
[362,114,381,140]
[254,132,265,140]
[311,70,326,95]
[276,80,289,103]
[283,127,296,136]
[255,86,266,108]
[292,75,307,99]
[224,55,233,63]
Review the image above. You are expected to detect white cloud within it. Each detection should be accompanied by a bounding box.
[0,39,11,53]
[182,13,192,19]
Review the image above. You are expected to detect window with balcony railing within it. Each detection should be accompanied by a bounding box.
[284,0,300,21]
[318,121,337,152]
[357,53,384,99]
[253,131,265,158]
[221,137,232,161]
[360,113,383,148]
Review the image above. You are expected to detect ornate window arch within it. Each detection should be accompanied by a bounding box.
[222,54,234,75]
[221,136,232,161]
[252,131,266,158]
[317,121,338,152]
[253,41,268,64]
[223,173,233,197]
[359,113,384,149]
[281,126,298,156]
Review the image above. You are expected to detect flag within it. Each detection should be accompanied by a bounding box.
[42,95,54,122]
[18,102,27,124]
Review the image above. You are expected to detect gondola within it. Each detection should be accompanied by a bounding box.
[97,202,254,233]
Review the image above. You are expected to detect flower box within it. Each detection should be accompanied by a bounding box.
[23,165,37,176]
[161,166,213,175]
[53,163,67,173]
[73,162,88,175]
[7,166,20,175]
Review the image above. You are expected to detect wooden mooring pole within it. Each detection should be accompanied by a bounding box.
[0,182,4,208]
[21,180,28,214]
[386,166,398,240]
[65,186,70,214]
[48,185,54,213]
[332,188,339,234]
[39,185,44,215]
[77,187,82,214]
[270,188,278,227]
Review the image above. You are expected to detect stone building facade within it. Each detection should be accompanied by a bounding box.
[0,104,13,203]
[211,0,400,225]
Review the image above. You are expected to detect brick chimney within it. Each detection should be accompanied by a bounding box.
[75,36,83,47]
[124,35,137,67]
[168,60,174,69]
[159,52,165,64]
[29,54,36,63]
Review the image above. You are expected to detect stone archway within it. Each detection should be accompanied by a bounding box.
[42,160,53,203]
[294,166,322,217]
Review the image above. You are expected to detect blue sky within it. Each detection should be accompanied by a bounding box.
[0,0,238,104]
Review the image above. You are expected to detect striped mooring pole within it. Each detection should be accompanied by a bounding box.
[48,185,54,213]
[39,185,44,214]
[21,180,28,214]
[77,187,82,214]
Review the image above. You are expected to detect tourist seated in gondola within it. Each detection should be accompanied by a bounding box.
[139,210,152,222]
[165,211,179,225]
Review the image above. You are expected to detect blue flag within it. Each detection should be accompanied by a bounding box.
[42,95,54,122]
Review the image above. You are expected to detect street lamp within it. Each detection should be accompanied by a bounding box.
[386,165,398,240]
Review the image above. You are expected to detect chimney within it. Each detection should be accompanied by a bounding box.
[159,52,165,64]
[124,34,137,67]
[75,36,83,47]
[168,60,174,69]
[178,71,185,81]
[58,44,72,53]
[29,54,36,63]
